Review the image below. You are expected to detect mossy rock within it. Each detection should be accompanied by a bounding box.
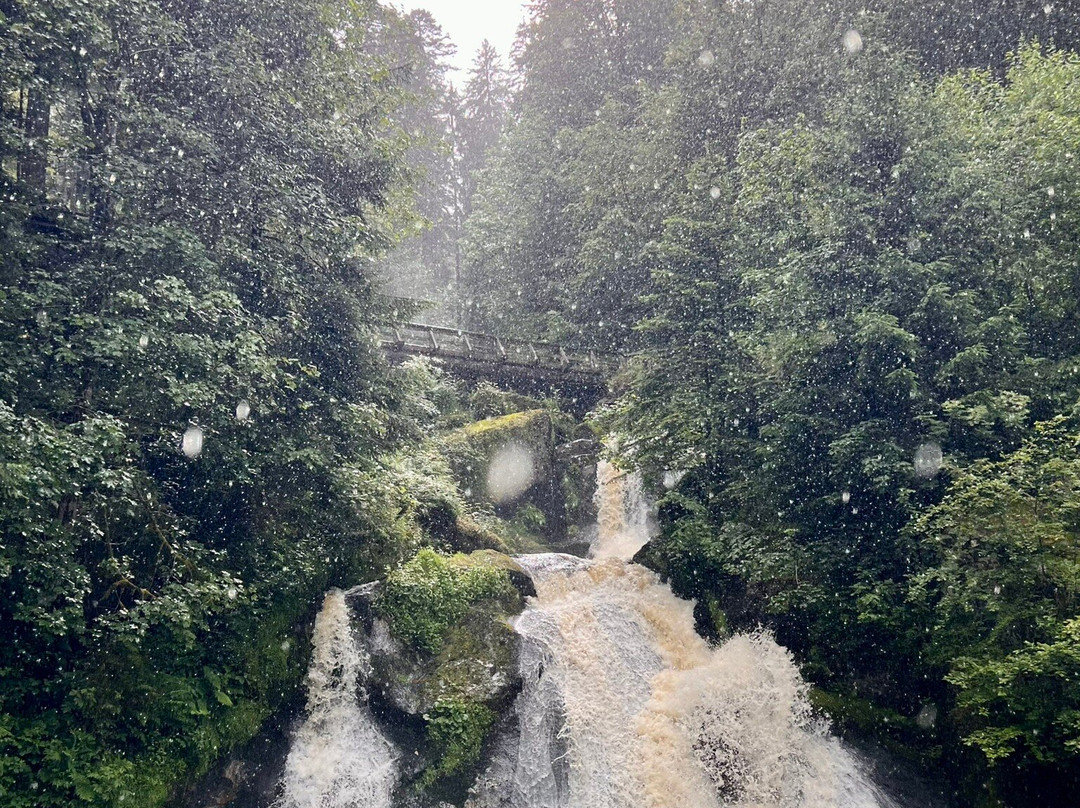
[356,549,535,799]
[808,688,932,756]
[457,549,536,600]
[441,410,555,505]
[469,383,546,420]
[416,498,508,554]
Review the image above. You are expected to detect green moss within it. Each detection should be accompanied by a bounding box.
[460,409,544,438]
[375,549,516,654]
[441,410,553,499]
[704,593,730,639]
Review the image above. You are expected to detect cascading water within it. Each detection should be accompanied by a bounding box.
[276,589,397,808]
[278,461,908,808]
[473,461,900,808]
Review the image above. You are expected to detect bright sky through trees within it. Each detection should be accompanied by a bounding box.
[404,0,528,79]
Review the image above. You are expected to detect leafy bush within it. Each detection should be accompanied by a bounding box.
[420,697,497,787]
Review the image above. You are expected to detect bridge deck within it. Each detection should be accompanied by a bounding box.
[378,323,622,384]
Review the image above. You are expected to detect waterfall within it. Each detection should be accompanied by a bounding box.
[476,461,899,808]
[276,589,397,808]
[591,461,651,561]
[278,462,908,808]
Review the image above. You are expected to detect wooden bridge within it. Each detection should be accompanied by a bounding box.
[378,322,623,407]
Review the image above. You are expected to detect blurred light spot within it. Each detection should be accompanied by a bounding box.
[843,30,863,55]
[914,443,943,479]
[663,470,686,490]
[486,443,535,504]
[182,426,204,459]
[915,703,938,729]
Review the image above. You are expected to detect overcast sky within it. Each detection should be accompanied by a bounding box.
[403,0,530,82]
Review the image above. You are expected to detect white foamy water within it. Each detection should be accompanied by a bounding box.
[472,461,899,808]
[276,589,397,808]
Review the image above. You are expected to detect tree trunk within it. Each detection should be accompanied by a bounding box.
[19,88,50,194]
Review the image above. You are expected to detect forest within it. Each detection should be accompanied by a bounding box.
[3,0,1080,806]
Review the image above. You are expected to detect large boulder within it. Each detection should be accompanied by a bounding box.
[345,550,535,807]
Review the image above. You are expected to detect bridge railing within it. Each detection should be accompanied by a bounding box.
[378,323,623,378]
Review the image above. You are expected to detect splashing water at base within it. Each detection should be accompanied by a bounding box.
[276,590,396,808]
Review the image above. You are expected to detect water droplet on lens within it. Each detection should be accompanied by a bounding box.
[843,30,863,55]
[914,443,943,479]
[182,426,204,458]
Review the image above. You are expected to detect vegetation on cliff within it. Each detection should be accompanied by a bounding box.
[459,2,1080,804]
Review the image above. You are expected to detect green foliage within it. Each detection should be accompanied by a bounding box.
[460,1,1080,800]
[419,697,497,787]
[0,0,441,804]
[912,417,1080,768]
[376,549,515,654]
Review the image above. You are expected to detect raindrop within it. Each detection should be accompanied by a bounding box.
[663,470,686,490]
[139,334,149,348]
[914,443,943,479]
[709,186,722,200]
[182,426,204,459]
[1047,186,1056,198]
[698,49,715,67]
[843,30,863,55]
[486,443,535,504]
[841,491,851,504]
[235,400,251,421]
[915,704,938,729]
